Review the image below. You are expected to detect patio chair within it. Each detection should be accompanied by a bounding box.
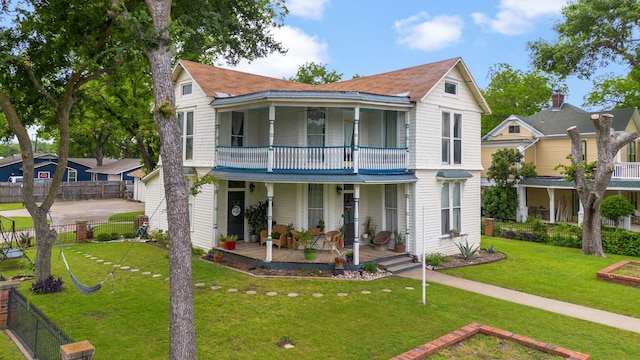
[372,231,392,251]
[290,230,300,250]
[322,230,341,251]
[260,224,288,249]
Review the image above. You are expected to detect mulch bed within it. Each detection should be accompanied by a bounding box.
[433,250,507,270]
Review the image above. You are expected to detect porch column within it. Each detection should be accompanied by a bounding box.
[517,186,527,223]
[578,201,584,225]
[268,105,275,173]
[213,184,218,249]
[266,183,274,262]
[404,113,410,170]
[547,188,556,224]
[353,184,360,265]
[405,184,411,253]
[353,106,360,174]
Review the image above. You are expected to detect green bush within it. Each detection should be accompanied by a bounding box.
[425,253,448,267]
[361,261,378,273]
[601,194,634,224]
[95,233,114,242]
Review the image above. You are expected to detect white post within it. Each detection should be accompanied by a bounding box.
[353,106,360,174]
[353,184,360,265]
[268,105,275,173]
[266,183,274,262]
[422,205,426,305]
[405,184,410,252]
[213,184,218,249]
[547,188,556,224]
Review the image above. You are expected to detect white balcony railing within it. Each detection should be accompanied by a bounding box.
[612,162,640,179]
[216,146,407,172]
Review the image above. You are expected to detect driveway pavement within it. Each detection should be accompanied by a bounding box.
[0,199,145,225]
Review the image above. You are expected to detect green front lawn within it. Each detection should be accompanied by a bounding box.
[1,241,640,359]
[442,236,640,318]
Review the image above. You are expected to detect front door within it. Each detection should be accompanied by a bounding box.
[343,192,355,246]
[227,191,245,240]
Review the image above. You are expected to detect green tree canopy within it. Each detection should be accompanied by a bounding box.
[481,63,558,135]
[483,148,537,221]
[288,62,342,84]
[584,69,640,109]
[528,0,640,79]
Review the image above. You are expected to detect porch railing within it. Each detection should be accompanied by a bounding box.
[216,145,407,172]
[612,162,640,179]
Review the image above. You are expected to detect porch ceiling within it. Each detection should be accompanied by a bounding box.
[209,169,417,184]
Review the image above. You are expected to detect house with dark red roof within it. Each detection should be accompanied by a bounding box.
[143,58,490,266]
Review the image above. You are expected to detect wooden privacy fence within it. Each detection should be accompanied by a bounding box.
[0,181,128,203]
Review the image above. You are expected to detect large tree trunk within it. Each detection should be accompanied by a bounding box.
[567,114,639,257]
[144,1,196,359]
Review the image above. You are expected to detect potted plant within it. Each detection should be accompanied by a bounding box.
[334,248,351,269]
[210,249,224,263]
[297,228,316,261]
[225,234,238,250]
[363,215,376,243]
[317,219,325,231]
[393,231,405,253]
[449,229,460,238]
[285,223,295,249]
[217,233,227,249]
[244,201,268,243]
[18,232,32,247]
[86,225,94,240]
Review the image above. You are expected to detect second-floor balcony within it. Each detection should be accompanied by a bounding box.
[216,145,408,173]
[613,162,640,179]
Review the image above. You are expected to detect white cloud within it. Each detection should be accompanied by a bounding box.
[221,26,329,79]
[287,0,330,20]
[394,12,464,52]
[472,0,569,35]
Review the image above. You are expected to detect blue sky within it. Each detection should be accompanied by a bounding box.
[224,0,630,111]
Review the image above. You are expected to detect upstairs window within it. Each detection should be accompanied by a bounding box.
[178,110,194,160]
[231,112,244,147]
[442,111,462,164]
[444,81,457,95]
[627,141,636,162]
[508,125,520,134]
[182,83,192,96]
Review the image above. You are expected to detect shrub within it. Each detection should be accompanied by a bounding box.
[425,253,448,267]
[455,239,479,260]
[149,229,169,245]
[192,247,205,256]
[361,261,378,273]
[486,244,496,253]
[95,233,113,242]
[31,276,64,294]
[601,194,634,224]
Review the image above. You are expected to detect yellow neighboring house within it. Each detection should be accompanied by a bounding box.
[481,91,640,225]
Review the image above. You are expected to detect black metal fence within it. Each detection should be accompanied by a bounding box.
[7,286,73,360]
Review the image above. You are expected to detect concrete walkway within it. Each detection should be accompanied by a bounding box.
[397,267,640,334]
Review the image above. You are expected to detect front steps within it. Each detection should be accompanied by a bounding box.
[378,254,422,275]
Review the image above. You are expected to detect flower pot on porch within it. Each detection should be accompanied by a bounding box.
[334,257,345,268]
[226,241,236,250]
[219,241,226,249]
[250,234,259,243]
[394,245,406,253]
[303,248,317,261]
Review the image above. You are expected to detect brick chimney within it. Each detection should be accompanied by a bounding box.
[552,89,565,109]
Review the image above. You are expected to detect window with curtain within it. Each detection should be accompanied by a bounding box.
[178,110,194,160]
[307,108,326,162]
[308,184,324,228]
[384,110,397,148]
[385,184,398,232]
[441,111,462,164]
[441,182,461,235]
[627,141,636,162]
[231,111,244,147]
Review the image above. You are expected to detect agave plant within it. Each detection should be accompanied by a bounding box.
[455,239,479,260]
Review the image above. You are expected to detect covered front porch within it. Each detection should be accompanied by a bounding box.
[213,240,403,271]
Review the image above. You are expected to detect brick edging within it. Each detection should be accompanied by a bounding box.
[391,322,590,360]
[596,260,640,288]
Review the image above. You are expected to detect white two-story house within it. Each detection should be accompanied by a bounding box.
[143,58,490,265]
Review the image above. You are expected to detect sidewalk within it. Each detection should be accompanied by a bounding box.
[397,267,640,334]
